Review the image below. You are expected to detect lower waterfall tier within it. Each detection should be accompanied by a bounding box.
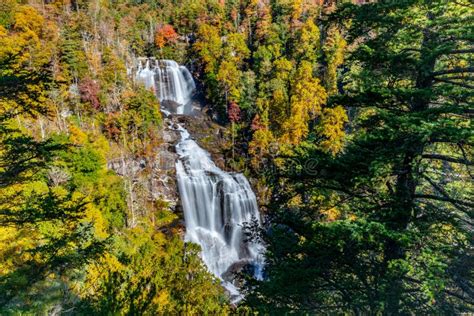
[175,125,264,301]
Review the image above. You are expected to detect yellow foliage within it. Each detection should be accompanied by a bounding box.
[88,132,110,158]
[81,253,125,298]
[321,207,341,222]
[226,32,250,66]
[69,124,88,145]
[249,112,275,169]
[13,6,44,34]
[280,61,327,145]
[0,4,58,117]
[317,105,348,155]
[348,214,357,221]
[288,195,302,207]
[323,26,346,95]
[152,290,171,311]
[84,204,109,239]
[296,19,320,62]
[194,24,222,74]
[217,59,240,101]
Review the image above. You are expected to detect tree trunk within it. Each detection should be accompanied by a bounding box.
[385,16,437,314]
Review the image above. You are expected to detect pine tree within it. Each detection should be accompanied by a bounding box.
[0,6,109,310]
[249,1,473,313]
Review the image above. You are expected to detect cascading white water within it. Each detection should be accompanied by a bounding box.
[175,126,265,301]
[136,59,264,300]
[135,59,196,114]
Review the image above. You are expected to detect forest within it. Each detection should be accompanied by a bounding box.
[0,0,472,314]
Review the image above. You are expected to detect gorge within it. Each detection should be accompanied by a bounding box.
[136,59,265,300]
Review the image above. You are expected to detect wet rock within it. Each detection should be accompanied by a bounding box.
[221,260,250,281]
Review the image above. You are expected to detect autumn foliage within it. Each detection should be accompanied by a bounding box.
[79,77,100,110]
[228,101,241,123]
[154,24,178,49]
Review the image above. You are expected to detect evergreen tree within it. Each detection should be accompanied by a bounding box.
[248,0,473,313]
[0,7,110,311]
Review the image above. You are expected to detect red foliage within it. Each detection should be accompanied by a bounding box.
[155,24,179,49]
[231,8,238,23]
[251,114,265,131]
[103,112,121,141]
[78,78,100,110]
[228,101,241,123]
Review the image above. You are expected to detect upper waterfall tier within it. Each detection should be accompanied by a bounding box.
[135,59,196,114]
[175,126,265,301]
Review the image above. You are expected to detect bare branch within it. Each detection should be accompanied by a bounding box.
[433,78,474,89]
[447,48,474,55]
[458,143,474,179]
[415,194,474,209]
[432,67,474,77]
[422,154,473,166]
[451,0,474,9]
[435,76,474,81]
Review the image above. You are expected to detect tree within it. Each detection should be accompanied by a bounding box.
[294,18,321,63]
[154,24,178,49]
[79,77,101,111]
[322,25,346,95]
[0,7,110,312]
[217,59,240,104]
[225,32,250,66]
[78,220,229,315]
[193,23,222,74]
[317,105,348,155]
[249,112,275,170]
[248,0,473,314]
[0,0,16,28]
[280,61,327,145]
[267,57,293,131]
[228,100,241,160]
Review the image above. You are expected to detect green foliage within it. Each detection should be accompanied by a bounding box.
[1,1,236,312]
[0,0,16,29]
[80,221,229,315]
[4,0,471,314]
[60,24,88,81]
[0,10,106,312]
[250,0,473,314]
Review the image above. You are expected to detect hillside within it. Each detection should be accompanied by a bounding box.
[0,0,472,314]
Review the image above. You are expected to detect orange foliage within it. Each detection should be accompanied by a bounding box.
[154,24,178,49]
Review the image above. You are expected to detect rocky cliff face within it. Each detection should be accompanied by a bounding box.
[105,117,180,230]
[167,111,230,170]
[105,103,265,235]
[105,107,231,225]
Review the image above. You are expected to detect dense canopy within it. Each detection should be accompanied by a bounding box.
[0,0,472,314]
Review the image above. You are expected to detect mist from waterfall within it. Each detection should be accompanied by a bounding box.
[175,126,265,301]
[135,59,196,114]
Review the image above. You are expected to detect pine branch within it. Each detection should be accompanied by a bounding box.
[414,194,474,209]
[447,48,474,54]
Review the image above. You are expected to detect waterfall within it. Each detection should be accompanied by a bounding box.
[135,59,264,300]
[135,59,196,114]
[175,126,265,301]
